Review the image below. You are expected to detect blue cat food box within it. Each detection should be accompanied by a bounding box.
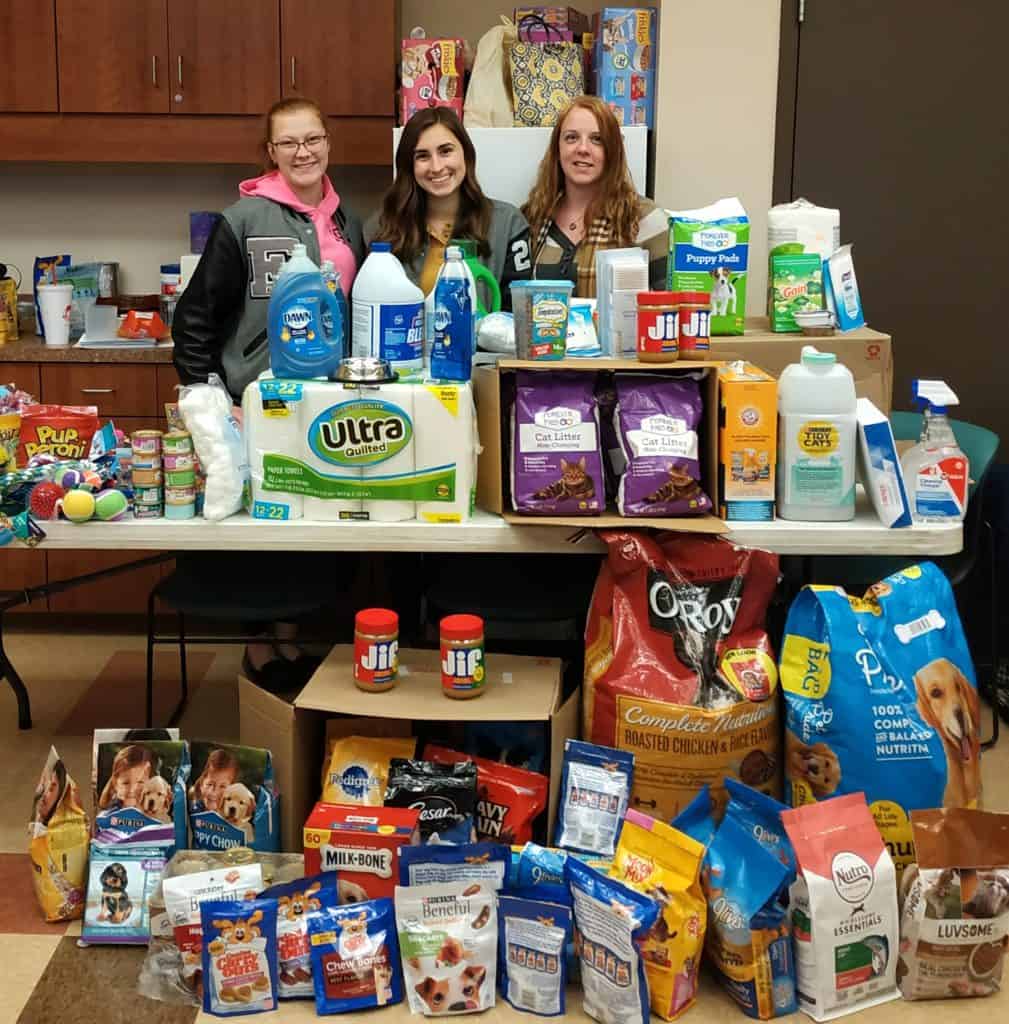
[591,7,658,127]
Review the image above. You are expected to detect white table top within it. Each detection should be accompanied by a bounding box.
[37,497,962,557]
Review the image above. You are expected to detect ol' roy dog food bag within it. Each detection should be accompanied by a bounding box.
[303,803,420,904]
[511,371,605,516]
[782,794,899,1020]
[898,808,1009,1000]
[667,198,749,336]
[189,742,280,853]
[610,810,707,1021]
[781,563,981,875]
[200,898,279,1016]
[584,531,781,821]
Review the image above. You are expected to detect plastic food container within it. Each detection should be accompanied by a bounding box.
[674,291,711,354]
[353,608,399,693]
[636,291,679,362]
[440,614,486,700]
[510,280,574,360]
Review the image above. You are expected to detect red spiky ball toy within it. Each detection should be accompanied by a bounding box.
[28,481,65,521]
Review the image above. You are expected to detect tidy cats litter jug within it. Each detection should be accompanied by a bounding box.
[267,243,344,380]
[351,242,425,372]
[777,346,857,521]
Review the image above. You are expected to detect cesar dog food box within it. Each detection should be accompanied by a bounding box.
[243,376,478,523]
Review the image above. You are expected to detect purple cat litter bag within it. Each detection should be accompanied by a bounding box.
[615,375,712,517]
[510,372,604,516]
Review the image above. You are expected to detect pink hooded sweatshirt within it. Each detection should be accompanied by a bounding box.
[239,171,357,296]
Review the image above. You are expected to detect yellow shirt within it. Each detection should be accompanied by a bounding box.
[419,224,453,294]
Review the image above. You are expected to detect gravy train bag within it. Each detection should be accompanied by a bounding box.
[610,810,707,1021]
[898,808,1009,1000]
[584,532,781,821]
[781,563,981,875]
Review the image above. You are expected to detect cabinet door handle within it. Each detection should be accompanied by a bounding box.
[80,388,116,395]
[152,55,158,87]
[290,56,296,90]
[178,55,183,88]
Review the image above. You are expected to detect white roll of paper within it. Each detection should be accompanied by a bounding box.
[414,382,478,523]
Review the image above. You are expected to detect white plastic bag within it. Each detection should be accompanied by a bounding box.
[464,17,517,128]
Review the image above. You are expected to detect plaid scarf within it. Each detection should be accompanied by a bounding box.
[532,211,616,299]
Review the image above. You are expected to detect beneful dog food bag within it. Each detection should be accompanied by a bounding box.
[614,375,711,517]
[385,760,478,844]
[898,808,1009,1000]
[584,532,781,821]
[395,880,498,1016]
[400,842,511,889]
[81,842,169,945]
[610,809,707,1020]
[200,897,279,1016]
[567,858,659,1024]
[424,744,549,845]
[781,563,981,875]
[259,872,339,999]
[499,892,572,1016]
[705,818,796,1019]
[29,745,89,922]
[555,739,634,857]
[303,803,420,903]
[307,898,403,1013]
[189,741,280,852]
[322,736,417,806]
[511,371,605,515]
[782,794,899,1021]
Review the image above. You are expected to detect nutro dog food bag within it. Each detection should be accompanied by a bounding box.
[555,739,634,857]
[499,891,572,1016]
[898,808,1009,1000]
[200,897,279,1016]
[610,810,707,1020]
[782,793,899,1020]
[584,532,781,821]
[395,880,498,1016]
[307,898,403,1014]
[321,735,416,806]
[781,563,981,875]
[399,842,510,889]
[567,858,659,1024]
[424,744,548,845]
[189,741,280,853]
[384,760,478,844]
[303,803,420,904]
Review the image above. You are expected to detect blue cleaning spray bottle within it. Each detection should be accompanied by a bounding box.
[267,243,344,379]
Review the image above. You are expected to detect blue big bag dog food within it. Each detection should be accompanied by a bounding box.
[189,742,280,852]
[781,563,982,875]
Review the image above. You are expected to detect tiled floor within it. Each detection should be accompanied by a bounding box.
[2,628,1008,1024]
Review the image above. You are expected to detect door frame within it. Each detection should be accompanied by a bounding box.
[773,0,800,205]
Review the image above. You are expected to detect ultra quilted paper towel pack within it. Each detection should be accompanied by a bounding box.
[240,375,478,522]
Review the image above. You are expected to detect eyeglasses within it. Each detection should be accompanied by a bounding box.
[270,134,329,154]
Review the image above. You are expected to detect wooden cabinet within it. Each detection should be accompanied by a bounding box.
[168,0,280,115]
[157,365,182,417]
[281,0,395,116]
[56,0,169,114]
[0,550,48,613]
[0,0,58,112]
[40,364,159,420]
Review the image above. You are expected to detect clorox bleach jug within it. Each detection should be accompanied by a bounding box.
[351,242,424,372]
[267,243,344,379]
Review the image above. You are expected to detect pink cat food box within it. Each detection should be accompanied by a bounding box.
[400,38,464,125]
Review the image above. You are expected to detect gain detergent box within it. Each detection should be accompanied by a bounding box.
[667,197,749,335]
[768,246,825,332]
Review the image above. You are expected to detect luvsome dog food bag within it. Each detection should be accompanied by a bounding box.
[781,563,981,875]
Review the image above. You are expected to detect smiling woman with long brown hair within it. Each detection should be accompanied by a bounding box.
[523,95,667,297]
[367,107,530,301]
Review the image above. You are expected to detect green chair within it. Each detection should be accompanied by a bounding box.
[811,412,1000,748]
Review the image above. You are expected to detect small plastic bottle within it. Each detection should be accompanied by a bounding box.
[430,246,475,382]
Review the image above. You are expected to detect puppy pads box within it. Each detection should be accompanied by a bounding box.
[239,648,576,852]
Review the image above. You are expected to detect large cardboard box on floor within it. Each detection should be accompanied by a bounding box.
[239,646,578,852]
[710,319,893,411]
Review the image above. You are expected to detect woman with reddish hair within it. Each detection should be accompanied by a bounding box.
[523,95,667,297]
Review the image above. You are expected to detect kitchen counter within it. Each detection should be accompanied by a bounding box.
[0,334,175,364]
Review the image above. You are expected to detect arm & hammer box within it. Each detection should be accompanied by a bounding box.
[718,362,777,521]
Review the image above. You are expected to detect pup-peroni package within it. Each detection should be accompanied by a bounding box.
[609,809,706,1020]
[201,898,279,1016]
[555,739,633,857]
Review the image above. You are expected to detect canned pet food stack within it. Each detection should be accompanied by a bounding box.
[162,431,196,520]
[130,429,164,518]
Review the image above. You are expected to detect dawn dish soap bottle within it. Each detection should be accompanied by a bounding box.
[351,242,424,372]
[430,246,475,382]
[267,243,344,379]
[320,259,350,361]
[900,380,969,522]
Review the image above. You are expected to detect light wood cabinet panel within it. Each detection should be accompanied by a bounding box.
[40,364,159,419]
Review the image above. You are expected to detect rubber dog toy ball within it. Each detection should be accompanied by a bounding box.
[29,481,65,521]
[62,489,96,523]
[79,469,103,492]
[59,468,84,490]
[94,489,129,522]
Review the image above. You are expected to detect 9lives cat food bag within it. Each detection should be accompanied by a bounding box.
[584,532,781,821]
[511,371,604,515]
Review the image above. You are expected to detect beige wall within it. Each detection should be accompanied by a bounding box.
[0,0,781,302]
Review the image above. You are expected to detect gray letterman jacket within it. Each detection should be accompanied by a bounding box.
[172,195,365,402]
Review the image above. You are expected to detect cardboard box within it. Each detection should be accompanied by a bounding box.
[709,319,893,412]
[400,38,464,126]
[718,363,777,521]
[514,6,591,38]
[475,359,724,533]
[239,647,577,853]
[591,7,658,127]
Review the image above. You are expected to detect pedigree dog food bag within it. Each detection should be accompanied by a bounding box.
[584,532,781,821]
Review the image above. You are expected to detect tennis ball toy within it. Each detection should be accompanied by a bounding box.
[79,469,103,492]
[94,489,129,522]
[28,481,65,520]
[59,468,84,490]
[61,488,96,523]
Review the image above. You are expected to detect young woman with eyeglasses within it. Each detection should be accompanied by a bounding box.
[174,97,365,404]
[172,97,365,691]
